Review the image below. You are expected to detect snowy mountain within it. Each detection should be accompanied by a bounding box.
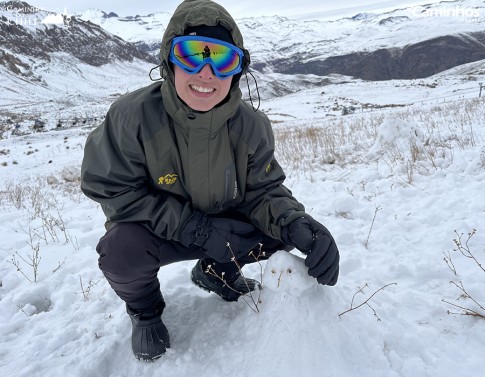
[0,1,154,75]
[76,8,172,56]
[77,0,485,80]
[1,0,484,134]
[0,1,156,131]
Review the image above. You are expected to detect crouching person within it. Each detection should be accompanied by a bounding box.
[81,0,339,362]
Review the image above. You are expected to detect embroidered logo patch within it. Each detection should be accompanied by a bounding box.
[158,174,178,185]
[265,162,273,175]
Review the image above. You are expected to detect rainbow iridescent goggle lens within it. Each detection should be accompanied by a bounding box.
[169,36,244,79]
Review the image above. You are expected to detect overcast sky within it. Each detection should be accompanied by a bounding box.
[17,0,442,19]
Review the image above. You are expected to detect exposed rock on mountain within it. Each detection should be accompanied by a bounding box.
[0,1,156,76]
[266,32,485,81]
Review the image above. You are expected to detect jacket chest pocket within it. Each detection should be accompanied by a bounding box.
[216,163,241,212]
[224,165,239,202]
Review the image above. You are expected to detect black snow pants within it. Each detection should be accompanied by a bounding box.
[95,222,289,311]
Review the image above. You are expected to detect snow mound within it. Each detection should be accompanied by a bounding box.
[231,251,396,377]
[366,116,425,161]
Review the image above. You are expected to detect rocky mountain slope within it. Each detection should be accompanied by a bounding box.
[268,32,485,80]
[0,1,155,78]
[78,0,485,80]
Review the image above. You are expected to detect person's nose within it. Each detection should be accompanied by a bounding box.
[198,64,215,79]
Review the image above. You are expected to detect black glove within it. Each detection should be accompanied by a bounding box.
[179,211,262,263]
[281,215,339,286]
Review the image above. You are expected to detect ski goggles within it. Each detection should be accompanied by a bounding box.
[169,36,244,79]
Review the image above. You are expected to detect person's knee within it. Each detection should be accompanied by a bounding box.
[96,223,160,280]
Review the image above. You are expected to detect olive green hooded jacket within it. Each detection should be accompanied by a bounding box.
[80,0,305,242]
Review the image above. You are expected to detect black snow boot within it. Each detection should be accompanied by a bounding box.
[127,302,170,362]
[191,259,261,302]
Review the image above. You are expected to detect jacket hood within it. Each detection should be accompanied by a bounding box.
[158,0,245,139]
[159,0,245,81]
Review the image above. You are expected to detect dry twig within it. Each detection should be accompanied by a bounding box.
[205,243,265,313]
[443,229,485,320]
[364,204,382,249]
[453,229,483,272]
[79,275,101,301]
[443,251,457,276]
[339,283,397,321]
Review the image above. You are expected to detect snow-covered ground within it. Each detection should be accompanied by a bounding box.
[0,60,484,376]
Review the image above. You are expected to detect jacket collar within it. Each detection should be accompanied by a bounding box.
[160,79,242,213]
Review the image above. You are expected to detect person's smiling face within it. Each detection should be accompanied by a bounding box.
[174,64,232,112]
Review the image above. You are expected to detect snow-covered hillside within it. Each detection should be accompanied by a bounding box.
[0,56,153,133]
[77,9,172,45]
[0,77,484,377]
[77,0,485,61]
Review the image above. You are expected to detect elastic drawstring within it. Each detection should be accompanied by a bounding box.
[149,63,164,81]
[244,69,261,112]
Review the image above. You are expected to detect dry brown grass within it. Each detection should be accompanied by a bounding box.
[274,98,484,181]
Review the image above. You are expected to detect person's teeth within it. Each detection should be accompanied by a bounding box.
[191,85,214,93]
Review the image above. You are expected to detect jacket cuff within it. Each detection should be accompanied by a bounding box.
[278,210,310,241]
[279,210,309,227]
